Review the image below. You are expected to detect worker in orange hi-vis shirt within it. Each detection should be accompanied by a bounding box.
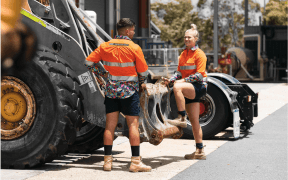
[162,24,207,160]
[85,18,151,172]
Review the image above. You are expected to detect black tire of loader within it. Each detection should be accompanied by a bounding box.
[68,122,105,153]
[183,83,230,139]
[1,49,82,168]
[68,74,106,153]
[68,74,115,153]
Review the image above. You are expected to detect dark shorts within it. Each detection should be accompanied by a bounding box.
[185,82,207,104]
[104,92,140,116]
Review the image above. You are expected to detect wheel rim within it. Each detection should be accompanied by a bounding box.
[186,94,216,127]
[198,94,216,126]
[1,76,36,140]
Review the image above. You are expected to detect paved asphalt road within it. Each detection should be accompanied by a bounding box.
[172,104,288,180]
[1,83,287,180]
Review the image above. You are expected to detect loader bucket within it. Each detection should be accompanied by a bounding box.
[139,81,183,145]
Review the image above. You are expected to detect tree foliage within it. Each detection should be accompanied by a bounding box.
[151,0,198,48]
[241,0,261,26]
[261,0,288,25]
[151,0,275,52]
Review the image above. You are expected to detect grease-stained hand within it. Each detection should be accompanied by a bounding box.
[161,77,170,86]
[139,83,146,93]
[104,72,109,78]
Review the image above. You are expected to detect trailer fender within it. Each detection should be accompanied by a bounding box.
[207,77,238,113]
[208,73,240,84]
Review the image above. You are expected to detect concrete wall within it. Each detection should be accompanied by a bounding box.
[84,0,106,39]
[120,0,140,37]
[84,0,150,42]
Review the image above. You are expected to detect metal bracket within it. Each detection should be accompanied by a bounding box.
[233,108,240,139]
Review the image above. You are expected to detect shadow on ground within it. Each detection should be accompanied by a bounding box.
[4,150,189,172]
[43,154,189,172]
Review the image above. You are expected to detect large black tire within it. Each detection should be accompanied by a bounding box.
[181,83,231,139]
[68,74,106,153]
[68,122,105,153]
[1,48,82,168]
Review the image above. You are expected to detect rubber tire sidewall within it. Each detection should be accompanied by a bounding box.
[68,122,105,153]
[2,61,66,167]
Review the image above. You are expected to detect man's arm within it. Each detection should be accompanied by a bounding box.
[85,46,108,77]
[134,46,148,85]
[84,62,108,77]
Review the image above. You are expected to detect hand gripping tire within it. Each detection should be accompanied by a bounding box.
[1,47,82,168]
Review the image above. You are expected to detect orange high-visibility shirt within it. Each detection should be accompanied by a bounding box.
[178,48,207,79]
[86,39,148,81]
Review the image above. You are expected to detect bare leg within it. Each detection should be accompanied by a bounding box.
[104,111,120,145]
[173,81,196,111]
[103,111,119,171]
[126,115,152,172]
[185,102,203,143]
[167,81,198,127]
[126,115,140,146]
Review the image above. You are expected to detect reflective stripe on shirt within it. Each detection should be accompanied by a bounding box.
[180,65,197,70]
[109,43,129,46]
[138,70,148,76]
[108,74,138,81]
[103,61,135,67]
